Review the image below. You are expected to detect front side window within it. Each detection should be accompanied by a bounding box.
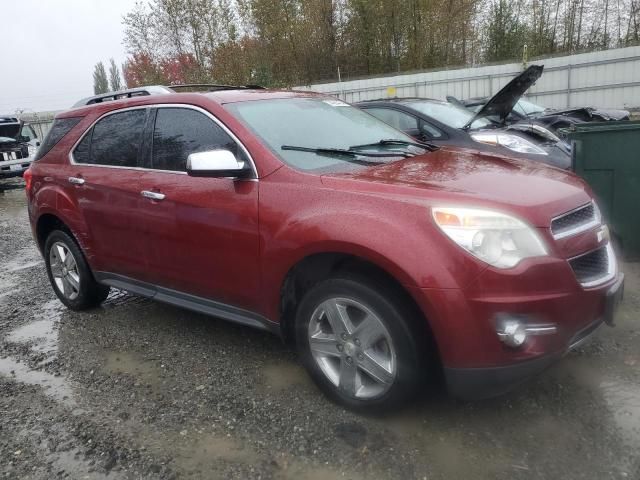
[151,108,238,172]
[225,98,416,172]
[406,100,491,130]
[75,109,146,167]
[365,108,419,132]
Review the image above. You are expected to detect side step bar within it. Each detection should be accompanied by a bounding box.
[94,272,280,335]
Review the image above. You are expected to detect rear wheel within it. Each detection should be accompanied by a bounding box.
[295,276,425,410]
[44,230,110,310]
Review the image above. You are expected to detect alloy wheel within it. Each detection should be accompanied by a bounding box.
[308,297,397,399]
[49,241,81,300]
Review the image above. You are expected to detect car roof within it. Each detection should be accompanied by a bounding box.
[59,88,330,119]
[356,97,445,105]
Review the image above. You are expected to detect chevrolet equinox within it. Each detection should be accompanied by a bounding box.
[25,87,624,410]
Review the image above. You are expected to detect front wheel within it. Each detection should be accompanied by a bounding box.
[295,276,426,410]
[44,230,110,310]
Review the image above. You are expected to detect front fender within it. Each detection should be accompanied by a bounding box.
[257,173,487,321]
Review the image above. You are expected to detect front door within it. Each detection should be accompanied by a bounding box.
[137,106,261,312]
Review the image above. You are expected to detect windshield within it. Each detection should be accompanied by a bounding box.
[407,100,491,129]
[515,99,546,116]
[224,97,416,171]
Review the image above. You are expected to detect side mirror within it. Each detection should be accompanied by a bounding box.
[186,149,252,178]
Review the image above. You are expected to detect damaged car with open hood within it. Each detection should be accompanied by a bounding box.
[0,116,39,179]
[447,64,630,136]
[357,65,571,170]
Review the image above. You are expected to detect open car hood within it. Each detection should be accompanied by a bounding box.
[0,122,22,142]
[463,65,543,128]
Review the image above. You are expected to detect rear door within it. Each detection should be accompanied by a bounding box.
[68,107,151,281]
[137,106,261,311]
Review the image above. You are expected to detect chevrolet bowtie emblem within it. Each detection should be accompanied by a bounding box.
[597,225,610,243]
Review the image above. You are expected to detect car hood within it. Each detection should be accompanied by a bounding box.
[321,147,591,227]
[464,65,543,128]
[0,123,21,141]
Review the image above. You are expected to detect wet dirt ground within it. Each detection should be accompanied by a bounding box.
[1,177,639,479]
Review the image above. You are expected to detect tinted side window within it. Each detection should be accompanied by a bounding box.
[365,108,419,132]
[88,109,146,167]
[152,108,238,172]
[34,117,82,161]
[73,130,92,164]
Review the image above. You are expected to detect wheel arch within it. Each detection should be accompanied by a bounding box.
[278,252,441,369]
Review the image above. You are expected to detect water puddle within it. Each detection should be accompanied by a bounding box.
[600,378,640,446]
[103,351,163,388]
[178,434,260,471]
[0,299,74,405]
[7,299,63,357]
[49,448,112,480]
[0,356,75,406]
[2,246,43,273]
[261,360,313,392]
[276,458,370,480]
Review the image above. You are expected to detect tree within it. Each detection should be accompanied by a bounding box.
[109,58,123,91]
[93,62,109,94]
[484,0,526,62]
[117,0,639,88]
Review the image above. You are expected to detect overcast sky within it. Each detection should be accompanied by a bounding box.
[0,0,136,114]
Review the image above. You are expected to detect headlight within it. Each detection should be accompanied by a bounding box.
[470,132,548,155]
[27,145,37,157]
[432,207,548,268]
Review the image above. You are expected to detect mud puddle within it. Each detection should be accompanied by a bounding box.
[1,298,74,404]
[0,356,75,406]
[261,360,314,392]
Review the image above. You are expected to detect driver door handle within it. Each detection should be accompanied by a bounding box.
[141,190,166,201]
[68,176,85,185]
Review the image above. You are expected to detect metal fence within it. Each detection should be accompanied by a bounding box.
[297,45,640,110]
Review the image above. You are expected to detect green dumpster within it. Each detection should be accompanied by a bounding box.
[567,120,640,259]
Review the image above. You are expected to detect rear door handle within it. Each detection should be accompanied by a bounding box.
[68,176,85,185]
[141,190,166,201]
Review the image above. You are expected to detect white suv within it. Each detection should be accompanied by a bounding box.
[1,116,39,179]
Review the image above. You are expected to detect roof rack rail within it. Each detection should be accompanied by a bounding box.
[169,84,266,91]
[72,83,266,108]
[72,86,174,108]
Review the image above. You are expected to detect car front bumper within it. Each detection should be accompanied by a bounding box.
[1,156,33,178]
[408,255,624,400]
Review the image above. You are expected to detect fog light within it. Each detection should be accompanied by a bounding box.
[496,317,527,348]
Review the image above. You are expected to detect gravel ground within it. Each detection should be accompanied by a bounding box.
[1,177,639,480]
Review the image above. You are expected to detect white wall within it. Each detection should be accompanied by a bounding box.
[297,46,640,110]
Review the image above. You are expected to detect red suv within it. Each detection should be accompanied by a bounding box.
[25,86,624,410]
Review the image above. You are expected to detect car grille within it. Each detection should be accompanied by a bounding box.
[1,150,25,162]
[551,203,599,239]
[568,245,615,287]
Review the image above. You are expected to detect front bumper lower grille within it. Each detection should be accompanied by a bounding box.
[568,244,616,287]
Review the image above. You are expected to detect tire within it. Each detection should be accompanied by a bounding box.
[295,275,426,411]
[44,229,110,310]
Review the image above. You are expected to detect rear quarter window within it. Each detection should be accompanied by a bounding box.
[34,117,82,161]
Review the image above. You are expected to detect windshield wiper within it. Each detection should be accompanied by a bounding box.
[349,138,439,152]
[281,145,411,160]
